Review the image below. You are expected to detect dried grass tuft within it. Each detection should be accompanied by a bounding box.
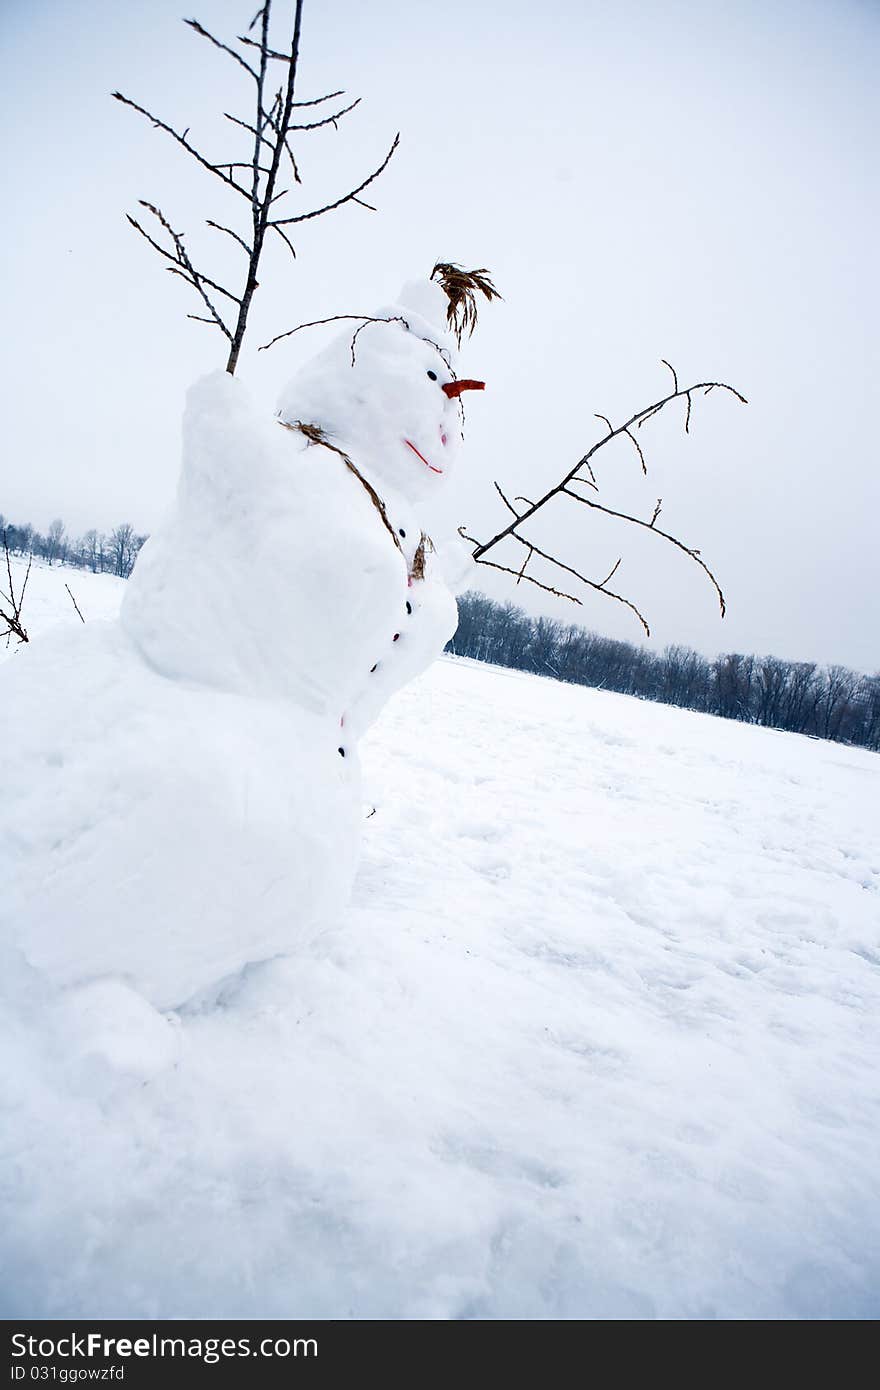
[430,262,501,345]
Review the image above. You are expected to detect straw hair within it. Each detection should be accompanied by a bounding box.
[430,262,501,345]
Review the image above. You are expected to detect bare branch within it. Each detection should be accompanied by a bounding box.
[271,133,400,225]
[225,0,306,372]
[218,160,274,173]
[165,260,241,305]
[259,312,379,352]
[112,92,252,199]
[456,529,581,604]
[275,133,302,182]
[223,110,271,146]
[186,314,227,331]
[288,96,361,131]
[290,90,345,106]
[636,401,665,430]
[568,473,599,494]
[128,202,234,340]
[236,36,337,74]
[249,1,270,218]
[660,358,679,394]
[462,362,745,634]
[470,368,746,564]
[225,97,301,182]
[134,200,243,321]
[206,219,252,255]
[258,312,410,356]
[185,18,259,81]
[515,546,533,584]
[65,584,85,623]
[493,481,521,519]
[561,487,726,617]
[508,532,652,636]
[349,316,410,366]
[116,1,399,374]
[596,557,622,588]
[271,223,297,258]
[622,427,647,475]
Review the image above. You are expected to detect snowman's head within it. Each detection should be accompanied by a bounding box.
[276,277,485,504]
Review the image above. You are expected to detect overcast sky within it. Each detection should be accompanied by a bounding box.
[2,0,878,670]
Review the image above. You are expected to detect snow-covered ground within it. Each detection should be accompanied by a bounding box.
[1,556,126,636]
[2,559,879,1319]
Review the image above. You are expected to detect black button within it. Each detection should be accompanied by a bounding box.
[338,747,345,757]
[393,633,400,642]
[399,528,406,538]
[405,601,412,615]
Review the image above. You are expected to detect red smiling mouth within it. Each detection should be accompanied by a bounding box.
[404,439,443,474]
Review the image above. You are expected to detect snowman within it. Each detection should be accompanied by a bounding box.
[0,269,488,1016]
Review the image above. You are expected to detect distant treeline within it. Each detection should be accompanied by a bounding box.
[4,511,877,751]
[1,515,146,580]
[448,592,880,752]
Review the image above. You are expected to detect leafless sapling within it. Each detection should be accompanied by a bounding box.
[113,0,399,374]
[1,531,31,646]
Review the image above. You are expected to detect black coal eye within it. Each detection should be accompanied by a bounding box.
[426,370,438,381]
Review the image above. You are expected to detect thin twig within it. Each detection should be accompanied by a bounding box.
[560,487,726,616]
[271,133,399,226]
[223,110,272,147]
[349,315,410,366]
[206,219,252,254]
[288,96,361,130]
[271,223,297,258]
[622,427,647,474]
[515,546,533,584]
[127,203,234,339]
[493,481,521,519]
[65,584,85,623]
[112,92,252,200]
[507,531,651,636]
[259,312,382,352]
[456,529,582,604]
[184,18,260,82]
[259,312,408,355]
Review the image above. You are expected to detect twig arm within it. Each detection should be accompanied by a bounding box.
[463,363,746,635]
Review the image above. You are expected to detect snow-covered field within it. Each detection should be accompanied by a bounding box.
[1,556,126,635]
[2,560,879,1319]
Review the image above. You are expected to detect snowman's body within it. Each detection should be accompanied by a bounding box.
[0,279,471,1010]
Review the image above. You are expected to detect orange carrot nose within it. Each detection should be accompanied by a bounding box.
[442,378,486,399]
